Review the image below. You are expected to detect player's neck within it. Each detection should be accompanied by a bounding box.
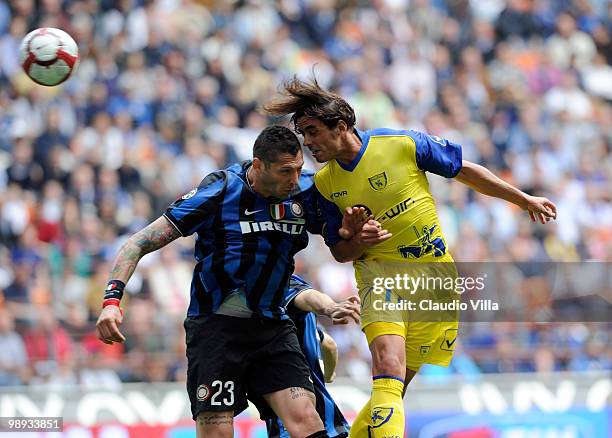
[336,131,363,165]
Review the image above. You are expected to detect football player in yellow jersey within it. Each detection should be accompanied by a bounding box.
[263,78,557,438]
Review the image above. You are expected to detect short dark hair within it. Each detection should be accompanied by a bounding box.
[262,76,356,130]
[253,125,301,165]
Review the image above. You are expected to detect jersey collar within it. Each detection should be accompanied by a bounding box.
[336,129,370,172]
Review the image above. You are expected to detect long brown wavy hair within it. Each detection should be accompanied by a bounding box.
[262,76,356,129]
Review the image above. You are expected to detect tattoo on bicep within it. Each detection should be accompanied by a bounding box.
[134,219,181,253]
[289,387,313,401]
[197,413,233,426]
[109,218,181,277]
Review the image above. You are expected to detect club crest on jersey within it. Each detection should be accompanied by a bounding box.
[290,201,303,217]
[368,172,387,191]
[270,203,285,220]
[371,407,394,428]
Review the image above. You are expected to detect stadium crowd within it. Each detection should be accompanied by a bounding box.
[0,0,610,388]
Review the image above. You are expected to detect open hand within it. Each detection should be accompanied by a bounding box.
[326,295,361,325]
[524,195,557,224]
[339,206,369,239]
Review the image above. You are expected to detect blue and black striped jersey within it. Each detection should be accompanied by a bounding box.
[265,275,350,438]
[163,161,324,319]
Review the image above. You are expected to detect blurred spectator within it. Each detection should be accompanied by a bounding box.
[544,70,593,120]
[34,108,70,173]
[23,309,74,377]
[6,137,44,191]
[495,0,540,42]
[0,309,29,386]
[547,11,597,69]
[146,245,192,317]
[387,45,436,119]
[0,16,26,80]
[581,52,612,100]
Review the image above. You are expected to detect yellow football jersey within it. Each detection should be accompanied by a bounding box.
[316,128,462,263]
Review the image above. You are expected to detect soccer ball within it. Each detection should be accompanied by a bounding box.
[19,27,79,87]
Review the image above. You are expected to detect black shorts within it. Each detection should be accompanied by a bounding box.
[184,314,314,419]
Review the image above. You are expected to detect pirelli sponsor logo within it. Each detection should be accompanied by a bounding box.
[239,219,305,235]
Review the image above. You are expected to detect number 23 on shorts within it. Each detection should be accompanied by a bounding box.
[197,380,235,406]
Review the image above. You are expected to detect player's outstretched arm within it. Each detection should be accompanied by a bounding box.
[293,289,361,325]
[96,216,182,345]
[320,332,339,383]
[455,160,557,224]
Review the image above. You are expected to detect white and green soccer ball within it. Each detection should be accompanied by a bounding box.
[19,27,79,87]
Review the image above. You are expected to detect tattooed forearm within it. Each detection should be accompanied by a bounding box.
[197,412,233,426]
[108,216,181,281]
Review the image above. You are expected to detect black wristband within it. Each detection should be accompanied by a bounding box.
[104,280,126,300]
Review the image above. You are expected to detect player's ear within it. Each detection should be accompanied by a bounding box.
[252,157,263,171]
[336,120,348,133]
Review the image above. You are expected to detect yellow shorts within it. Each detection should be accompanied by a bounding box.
[355,259,460,370]
[363,321,458,371]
